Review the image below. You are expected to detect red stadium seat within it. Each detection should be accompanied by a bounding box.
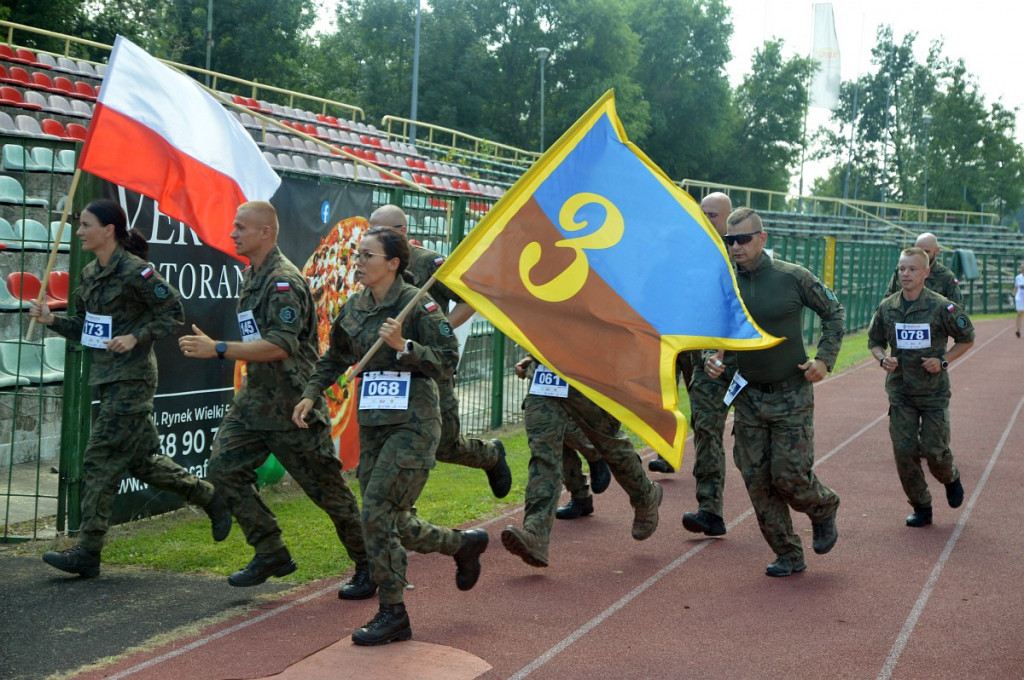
[15,48,41,66]
[66,122,88,141]
[73,80,96,101]
[7,66,30,86]
[47,271,70,306]
[0,44,30,65]
[7,271,40,302]
[0,86,42,110]
[30,71,59,92]
[40,119,71,140]
[52,76,74,95]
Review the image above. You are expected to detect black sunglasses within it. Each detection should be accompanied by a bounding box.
[724,230,762,247]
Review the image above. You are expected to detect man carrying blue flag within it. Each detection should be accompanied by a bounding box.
[705,208,842,577]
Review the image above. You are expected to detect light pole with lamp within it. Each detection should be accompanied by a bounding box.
[535,47,550,151]
[922,112,933,214]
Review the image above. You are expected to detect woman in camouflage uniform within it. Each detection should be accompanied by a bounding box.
[293,226,488,646]
[30,199,229,579]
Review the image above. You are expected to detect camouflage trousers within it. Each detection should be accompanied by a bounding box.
[357,417,461,605]
[78,381,213,552]
[887,390,959,509]
[522,389,657,547]
[732,381,840,561]
[688,369,731,517]
[562,420,602,499]
[436,378,500,471]
[208,415,366,566]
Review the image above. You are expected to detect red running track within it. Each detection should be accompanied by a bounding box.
[77,319,1024,680]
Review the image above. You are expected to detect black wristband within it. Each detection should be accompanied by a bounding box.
[879,357,885,367]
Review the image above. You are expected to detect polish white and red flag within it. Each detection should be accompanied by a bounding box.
[79,35,280,259]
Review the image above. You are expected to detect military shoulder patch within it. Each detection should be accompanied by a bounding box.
[957,316,968,328]
[424,300,438,312]
[439,320,454,337]
[276,281,291,291]
[824,286,837,301]
[279,306,297,324]
[140,267,153,279]
[154,282,170,299]
[433,256,445,266]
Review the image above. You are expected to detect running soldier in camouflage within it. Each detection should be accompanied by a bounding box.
[179,201,369,595]
[368,205,511,498]
[706,208,843,577]
[33,199,229,579]
[884,232,962,304]
[501,357,663,568]
[295,226,487,646]
[869,247,975,527]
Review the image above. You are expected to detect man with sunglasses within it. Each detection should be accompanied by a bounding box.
[368,205,512,499]
[884,232,962,304]
[704,208,843,577]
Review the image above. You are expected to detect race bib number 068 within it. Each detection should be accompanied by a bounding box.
[359,371,412,410]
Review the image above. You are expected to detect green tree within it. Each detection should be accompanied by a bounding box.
[729,39,815,193]
[626,0,733,181]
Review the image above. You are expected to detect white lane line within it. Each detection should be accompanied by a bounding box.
[511,321,1013,679]
[104,580,343,680]
[876,335,1022,680]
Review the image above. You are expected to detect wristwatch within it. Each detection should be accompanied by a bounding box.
[215,341,228,360]
[396,339,413,360]
[940,357,949,370]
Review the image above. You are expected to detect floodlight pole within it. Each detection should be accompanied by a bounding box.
[205,0,214,86]
[535,47,551,151]
[410,0,421,145]
[922,112,933,214]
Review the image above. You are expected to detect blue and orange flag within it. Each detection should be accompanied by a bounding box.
[435,91,780,469]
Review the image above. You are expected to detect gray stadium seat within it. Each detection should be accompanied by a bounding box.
[43,336,66,373]
[13,218,50,250]
[35,52,59,70]
[69,98,92,117]
[0,176,49,207]
[0,341,63,384]
[75,60,97,78]
[49,221,71,252]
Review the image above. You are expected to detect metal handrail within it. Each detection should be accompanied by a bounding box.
[380,115,540,168]
[0,19,365,120]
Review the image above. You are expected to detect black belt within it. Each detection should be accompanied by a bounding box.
[749,375,806,394]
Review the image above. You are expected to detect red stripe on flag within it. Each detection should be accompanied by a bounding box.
[79,103,245,260]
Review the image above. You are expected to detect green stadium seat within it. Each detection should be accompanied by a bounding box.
[0,175,49,207]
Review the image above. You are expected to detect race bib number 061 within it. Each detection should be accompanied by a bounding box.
[529,364,569,398]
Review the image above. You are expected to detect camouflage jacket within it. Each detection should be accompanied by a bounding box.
[303,276,459,426]
[885,259,962,303]
[230,246,328,430]
[868,287,975,396]
[730,252,845,385]
[50,245,182,387]
[408,244,461,313]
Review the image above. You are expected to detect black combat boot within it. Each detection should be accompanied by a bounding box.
[453,529,488,590]
[945,478,964,508]
[556,496,594,520]
[203,493,232,542]
[647,456,675,473]
[227,547,297,587]
[486,440,512,498]
[351,603,412,646]
[589,458,611,494]
[905,507,933,527]
[338,567,377,600]
[43,545,101,577]
[682,509,727,537]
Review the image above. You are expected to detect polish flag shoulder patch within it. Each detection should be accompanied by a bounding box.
[276,281,291,291]
[140,267,153,278]
[433,256,445,266]
[424,300,438,312]
[946,303,955,313]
